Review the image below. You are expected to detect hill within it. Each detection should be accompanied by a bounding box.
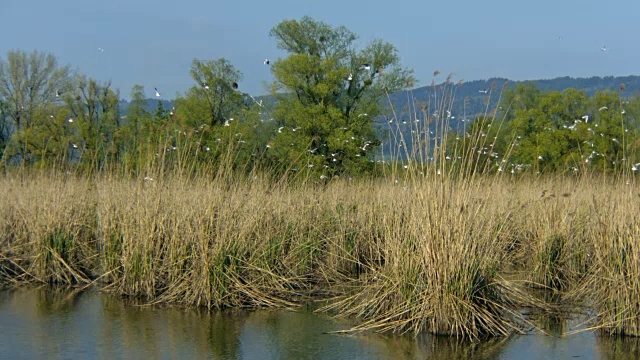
[386,75,640,122]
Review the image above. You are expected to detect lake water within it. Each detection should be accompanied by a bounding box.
[0,288,638,359]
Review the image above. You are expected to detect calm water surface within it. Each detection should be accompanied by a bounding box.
[0,288,639,359]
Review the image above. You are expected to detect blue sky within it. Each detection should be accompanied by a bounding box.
[2,0,637,99]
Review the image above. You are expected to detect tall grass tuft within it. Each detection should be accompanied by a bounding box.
[585,185,640,336]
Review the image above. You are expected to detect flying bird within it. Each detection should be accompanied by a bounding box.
[154,88,161,97]
[264,59,270,65]
[601,46,607,52]
[98,47,104,52]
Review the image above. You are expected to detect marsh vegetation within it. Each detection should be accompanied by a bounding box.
[1,168,639,340]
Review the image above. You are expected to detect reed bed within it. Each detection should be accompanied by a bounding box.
[1,171,640,339]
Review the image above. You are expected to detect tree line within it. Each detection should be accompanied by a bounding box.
[2,16,639,178]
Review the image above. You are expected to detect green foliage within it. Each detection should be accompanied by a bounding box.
[169,58,268,175]
[63,76,121,172]
[267,16,415,177]
[182,58,245,127]
[454,83,640,175]
[0,50,73,166]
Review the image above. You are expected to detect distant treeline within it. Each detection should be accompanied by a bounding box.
[2,19,640,177]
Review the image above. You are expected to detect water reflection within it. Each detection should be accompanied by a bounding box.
[0,288,637,359]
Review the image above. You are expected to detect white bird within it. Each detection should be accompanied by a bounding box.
[264,59,270,65]
[154,88,161,97]
[601,46,607,52]
[68,118,74,123]
[278,127,284,133]
[224,119,231,126]
[247,94,263,107]
[204,85,210,90]
[479,89,489,94]
[599,106,608,111]
[582,115,589,123]
[72,143,78,149]
[362,64,371,70]
[347,73,353,81]
[98,47,104,52]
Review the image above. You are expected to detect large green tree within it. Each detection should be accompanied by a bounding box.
[267,16,415,177]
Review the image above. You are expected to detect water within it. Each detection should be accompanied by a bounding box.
[0,288,639,359]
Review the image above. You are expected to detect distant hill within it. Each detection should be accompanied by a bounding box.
[386,75,640,123]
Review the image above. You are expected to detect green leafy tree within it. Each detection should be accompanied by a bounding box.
[173,58,266,174]
[180,58,244,127]
[64,76,120,171]
[267,16,415,177]
[0,50,72,165]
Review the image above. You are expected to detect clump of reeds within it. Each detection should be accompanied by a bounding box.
[319,177,525,340]
[0,172,96,285]
[95,174,320,308]
[582,184,640,336]
[505,177,594,292]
